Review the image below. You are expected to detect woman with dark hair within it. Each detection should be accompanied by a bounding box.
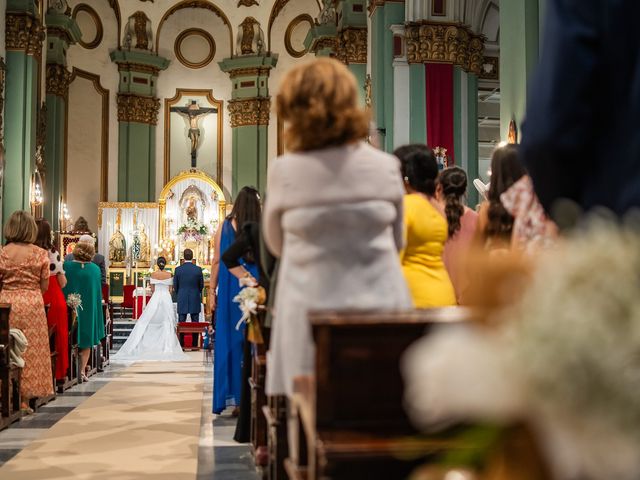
[113,257,187,362]
[264,59,411,397]
[437,168,478,303]
[210,186,261,414]
[395,144,456,308]
[476,144,527,252]
[35,218,69,382]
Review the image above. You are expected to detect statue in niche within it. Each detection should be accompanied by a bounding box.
[186,197,198,222]
[138,223,151,266]
[123,11,153,51]
[318,0,337,25]
[170,101,218,168]
[236,17,265,56]
[180,185,206,225]
[109,227,127,266]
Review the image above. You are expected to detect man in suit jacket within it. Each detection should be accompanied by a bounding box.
[521,0,640,218]
[65,234,107,286]
[174,249,204,345]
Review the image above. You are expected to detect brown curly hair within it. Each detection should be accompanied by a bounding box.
[73,242,95,262]
[277,58,369,152]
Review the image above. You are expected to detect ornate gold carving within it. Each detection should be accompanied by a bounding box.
[46,64,72,97]
[98,202,158,209]
[311,37,339,54]
[285,14,313,58]
[6,13,46,58]
[238,0,259,5]
[364,73,372,110]
[238,17,264,55]
[35,103,47,179]
[175,28,216,69]
[405,22,485,75]
[336,27,367,64]
[117,94,160,125]
[72,4,104,49]
[228,97,270,128]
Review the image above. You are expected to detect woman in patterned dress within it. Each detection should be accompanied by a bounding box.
[35,218,69,381]
[0,211,53,410]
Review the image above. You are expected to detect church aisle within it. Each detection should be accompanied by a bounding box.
[0,354,205,479]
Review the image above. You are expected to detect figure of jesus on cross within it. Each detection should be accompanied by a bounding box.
[170,100,218,168]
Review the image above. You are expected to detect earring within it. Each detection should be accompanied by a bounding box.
[403,176,409,182]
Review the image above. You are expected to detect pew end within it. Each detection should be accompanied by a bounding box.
[284,308,472,480]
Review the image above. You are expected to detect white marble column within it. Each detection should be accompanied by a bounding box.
[391,24,410,149]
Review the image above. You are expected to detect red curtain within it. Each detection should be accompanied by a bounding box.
[425,63,454,163]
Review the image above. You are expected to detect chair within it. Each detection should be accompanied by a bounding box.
[121,285,135,319]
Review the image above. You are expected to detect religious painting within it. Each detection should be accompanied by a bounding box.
[164,89,223,186]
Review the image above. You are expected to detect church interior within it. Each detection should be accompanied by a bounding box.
[0,0,634,479]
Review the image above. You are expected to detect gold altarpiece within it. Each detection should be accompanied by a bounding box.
[96,169,225,300]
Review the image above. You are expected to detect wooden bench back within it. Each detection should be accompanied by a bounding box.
[310,308,470,434]
[0,304,11,365]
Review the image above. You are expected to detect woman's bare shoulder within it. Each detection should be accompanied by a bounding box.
[151,271,172,280]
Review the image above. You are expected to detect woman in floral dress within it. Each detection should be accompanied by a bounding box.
[0,211,53,409]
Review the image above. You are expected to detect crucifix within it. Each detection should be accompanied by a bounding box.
[170,100,218,168]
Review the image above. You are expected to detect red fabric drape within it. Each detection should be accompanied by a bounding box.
[425,63,455,163]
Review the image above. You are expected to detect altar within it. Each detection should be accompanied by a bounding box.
[96,169,226,302]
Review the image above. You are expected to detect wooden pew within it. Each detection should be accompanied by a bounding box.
[0,304,21,430]
[57,306,79,392]
[250,318,269,466]
[99,303,112,371]
[284,308,470,480]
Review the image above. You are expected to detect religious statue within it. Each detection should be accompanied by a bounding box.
[170,101,218,168]
[109,227,127,267]
[364,74,372,110]
[186,197,198,222]
[123,11,153,51]
[236,17,265,56]
[132,223,151,267]
[318,0,337,25]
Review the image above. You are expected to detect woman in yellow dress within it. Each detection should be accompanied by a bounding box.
[395,145,456,307]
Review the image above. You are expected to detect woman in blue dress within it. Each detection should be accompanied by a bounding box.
[210,186,261,414]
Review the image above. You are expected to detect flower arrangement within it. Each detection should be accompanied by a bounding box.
[66,293,82,312]
[177,218,208,242]
[66,293,83,329]
[402,218,640,480]
[233,285,267,344]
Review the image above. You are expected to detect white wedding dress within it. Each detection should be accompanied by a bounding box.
[112,277,189,362]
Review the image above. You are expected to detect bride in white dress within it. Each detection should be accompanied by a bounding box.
[112,257,189,362]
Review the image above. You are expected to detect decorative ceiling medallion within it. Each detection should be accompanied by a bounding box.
[174,28,216,69]
[72,4,103,50]
[284,14,313,58]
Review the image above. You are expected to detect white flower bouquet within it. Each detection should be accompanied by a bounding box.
[233,284,266,344]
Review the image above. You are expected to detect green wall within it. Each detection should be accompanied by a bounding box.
[4,50,38,221]
[500,0,542,140]
[118,122,156,201]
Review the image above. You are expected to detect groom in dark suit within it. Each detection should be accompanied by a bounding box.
[174,249,204,346]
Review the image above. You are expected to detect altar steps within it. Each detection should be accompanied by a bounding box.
[111,319,136,351]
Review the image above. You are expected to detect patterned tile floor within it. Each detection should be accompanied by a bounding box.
[0,359,261,479]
